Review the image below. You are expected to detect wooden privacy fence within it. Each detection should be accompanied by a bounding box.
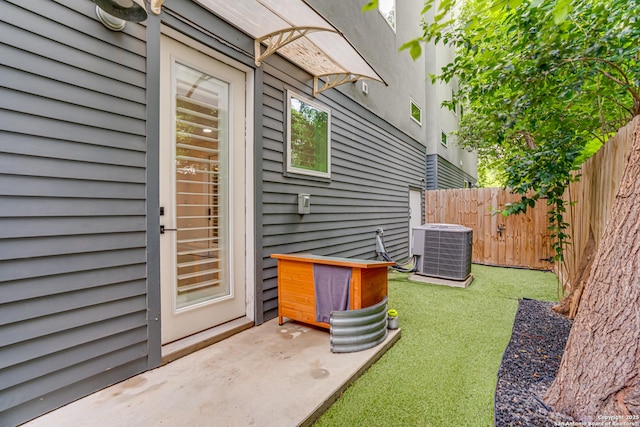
[557,115,639,292]
[425,187,553,270]
[424,115,639,291]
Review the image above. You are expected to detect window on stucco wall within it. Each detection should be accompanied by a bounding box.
[378,0,396,31]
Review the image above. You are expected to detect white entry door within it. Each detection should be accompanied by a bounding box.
[409,189,422,253]
[160,35,247,344]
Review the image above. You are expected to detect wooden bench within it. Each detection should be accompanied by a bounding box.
[271,253,394,329]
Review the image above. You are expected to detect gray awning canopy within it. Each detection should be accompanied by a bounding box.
[195,0,387,95]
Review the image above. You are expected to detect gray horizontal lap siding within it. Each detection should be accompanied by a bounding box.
[160,0,425,323]
[261,66,425,321]
[0,0,148,425]
[426,154,438,190]
[426,154,477,189]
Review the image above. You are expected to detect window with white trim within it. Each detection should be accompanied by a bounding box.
[441,131,448,147]
[378,0,396,31]
[451,78,460,116]
[286,91,331,178]
[410,99,422,125]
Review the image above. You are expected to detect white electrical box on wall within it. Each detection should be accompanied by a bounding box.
[298,193,311,214]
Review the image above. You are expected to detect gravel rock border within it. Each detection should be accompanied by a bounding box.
[494,298,574,426]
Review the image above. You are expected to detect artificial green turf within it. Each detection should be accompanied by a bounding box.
[314,264,560,427]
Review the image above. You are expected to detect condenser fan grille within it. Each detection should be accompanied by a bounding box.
[412,224,472,280]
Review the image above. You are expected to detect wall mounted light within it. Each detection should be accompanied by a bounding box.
[95,0,165,31]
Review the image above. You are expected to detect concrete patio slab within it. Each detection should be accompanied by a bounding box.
[24,319,401,427]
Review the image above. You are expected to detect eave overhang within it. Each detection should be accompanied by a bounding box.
[194,0,387,95]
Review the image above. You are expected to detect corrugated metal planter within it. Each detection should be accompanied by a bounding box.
[330,297,388,353]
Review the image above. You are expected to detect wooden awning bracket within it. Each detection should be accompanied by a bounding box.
[254,26,334,66]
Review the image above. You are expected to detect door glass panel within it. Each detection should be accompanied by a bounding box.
[174,62,229,310]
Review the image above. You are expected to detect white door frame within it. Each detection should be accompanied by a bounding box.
[409,188,423,254]
[159,27,255,343]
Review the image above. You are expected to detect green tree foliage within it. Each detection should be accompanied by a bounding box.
[290,99,329,172]
[399,0,640,261]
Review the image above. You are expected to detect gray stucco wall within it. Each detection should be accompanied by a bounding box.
[312,0,477,184]
[423,1,478,180]
[308,0,428,146]
[0,0,149,424]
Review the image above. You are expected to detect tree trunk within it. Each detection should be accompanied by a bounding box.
[545,120,640,421]
[553,229,596,319]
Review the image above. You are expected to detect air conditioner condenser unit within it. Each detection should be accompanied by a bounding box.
[412,223,473,281]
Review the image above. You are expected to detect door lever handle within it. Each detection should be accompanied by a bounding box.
[160,225,177,234]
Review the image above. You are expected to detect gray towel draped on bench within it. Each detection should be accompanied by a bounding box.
[313,264,352,323]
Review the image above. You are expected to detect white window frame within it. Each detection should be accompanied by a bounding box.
[410,98,422,126]
[378,0,396,32]
[451,78,460,116]
[286,90,332,179]
[441,130,448,147]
